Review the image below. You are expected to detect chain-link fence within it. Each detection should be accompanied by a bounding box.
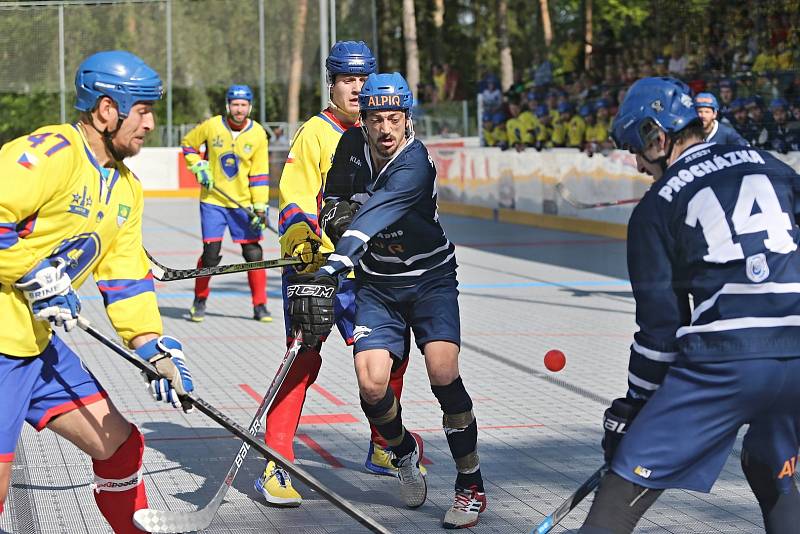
[0,0,378,146]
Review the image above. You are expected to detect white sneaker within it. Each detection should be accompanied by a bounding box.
[391,433,427,508]
[443,485,487,529]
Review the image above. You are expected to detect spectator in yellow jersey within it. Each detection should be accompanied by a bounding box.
[567,105,589,148]
[506,100,533,151]
[551,102,573,147]
[181,85,272,323]
[532,104,554,150]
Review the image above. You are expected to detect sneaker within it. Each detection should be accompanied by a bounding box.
[254,460,302,507]
[443,485,487,529]
[253,304,273,323]
[365,437,428,478]
[189,298,206,322]
[391,433,427,508]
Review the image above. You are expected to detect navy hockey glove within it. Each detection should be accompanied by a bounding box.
[601,397,644,463]
[135,336,195,413]
[286,273,337,347]
[320,199,354,245]
[16,258,81,331]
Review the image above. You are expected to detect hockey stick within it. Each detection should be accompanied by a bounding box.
[133,334,305,533]
[210,187,277,235]
[529,463,608,534]
[145,249,302,281]
[555,182,641,209]
[76,317,391,534]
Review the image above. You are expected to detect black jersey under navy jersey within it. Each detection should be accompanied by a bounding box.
[319,128,456,286]
[626,142,800,400]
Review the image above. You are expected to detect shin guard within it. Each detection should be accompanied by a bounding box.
[264,348,322,462]
[361,387,415,458]
[370,358,409,447]
[91,424,148,534]
[431,377,483,490]
[247,269,267,306]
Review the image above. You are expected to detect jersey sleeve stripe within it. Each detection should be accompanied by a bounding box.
[370,240,452,266]
[248,174,270,187]
[677,315,800,337]
[278,204,321,237]
[341,229,370,242]
[627,371,661,391]
[328,254,354,268]
[0,224,19,250]
[96,274,156,307]
[631,341,677,362]
[181,146,199,155]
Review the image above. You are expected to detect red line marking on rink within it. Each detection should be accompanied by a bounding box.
[310,384,346,406]
[240,383,263,402]
[412,423,545,433]
[297,433,344,468]
[299,414,359,424]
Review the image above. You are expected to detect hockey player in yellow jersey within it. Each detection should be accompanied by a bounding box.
[181,85,272,323]
[0,51,195,533]
[254,41,415,507]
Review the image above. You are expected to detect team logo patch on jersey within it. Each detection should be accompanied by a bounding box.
[212,135,224,148]
[220,152,240,179]
[68,186,92,218]
[633,465,652,479]
[117,204,131,227]
[17,151,38,169]
[353,325,372,342]
[243,143,253,154]
[746,253,769,283]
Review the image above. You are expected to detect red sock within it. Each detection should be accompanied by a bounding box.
[370,358,409,446]
[0,500,4,515]
[194,257,211,299]
[248,269,267,306]
[264,348,322,462]
[92,424,148,534]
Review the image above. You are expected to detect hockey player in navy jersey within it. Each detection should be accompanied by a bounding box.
[694,92,749,146]
[578,77,800,533]
[284,72,486,529]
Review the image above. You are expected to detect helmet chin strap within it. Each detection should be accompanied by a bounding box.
[87,114,125,163]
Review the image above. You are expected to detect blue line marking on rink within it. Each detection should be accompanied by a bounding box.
[459,280,630,289]
[80,289,284,301]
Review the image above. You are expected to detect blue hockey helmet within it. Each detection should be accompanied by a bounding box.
[226,84,253,102]
[578,103,593,117]
[611,77,697,153]
[770,98,788,111]
[75,50,162,117]
[326,41,376,81]
[358,72,414,114]
[693,92,719,111]
[731,97,747,111]
[534,104,549,118]
[557,101,573,114]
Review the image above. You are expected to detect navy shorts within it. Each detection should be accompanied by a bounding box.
[353,272,461,359]
[200,201,262,244]
[281,273,357,346]
[613,357,800,492]
[0,336,107,461]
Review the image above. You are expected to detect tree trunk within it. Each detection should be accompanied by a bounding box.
[584,0,593,70]
[432,0,445,65]
[402,0,420,97]
[539,0,552,48]
[287,0,308,124]
[497,0,513,91]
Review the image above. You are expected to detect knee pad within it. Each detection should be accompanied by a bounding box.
[431,377,478,473]
[431,376,473,416]
[581,472,661,534]
[200,241,222,267]
[241,242,263,262]
[360,387,399,423]
[742,449,800,533]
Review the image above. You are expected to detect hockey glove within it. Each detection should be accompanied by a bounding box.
[320,199,354,245]
[190,160,214,190]
[250,203,268,231]
[281,224,325,273]
[135,336,195,413]
[601,397,644,463]
[286,273,337,347]
[16,257,81,331]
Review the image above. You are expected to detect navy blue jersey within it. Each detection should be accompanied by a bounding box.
[706,120,749,146]
[626,142,800,400]
[319,129,456,286]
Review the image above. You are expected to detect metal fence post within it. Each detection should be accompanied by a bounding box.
[166,0,173,146]
[258,0,266,124]
[58,2,65,123]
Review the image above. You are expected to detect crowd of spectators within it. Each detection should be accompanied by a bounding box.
[478,4,800,154]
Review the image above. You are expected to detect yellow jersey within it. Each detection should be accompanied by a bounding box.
[0,123,161,356]
[181,116,269,209]
[278,109,354,256]
[566,115,587,147]
[585,121,609,144]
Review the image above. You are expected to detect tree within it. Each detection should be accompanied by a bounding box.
[540,0,553,48]
[402,0,420,97]
[287,0,308,124]
[497,0,514,91]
